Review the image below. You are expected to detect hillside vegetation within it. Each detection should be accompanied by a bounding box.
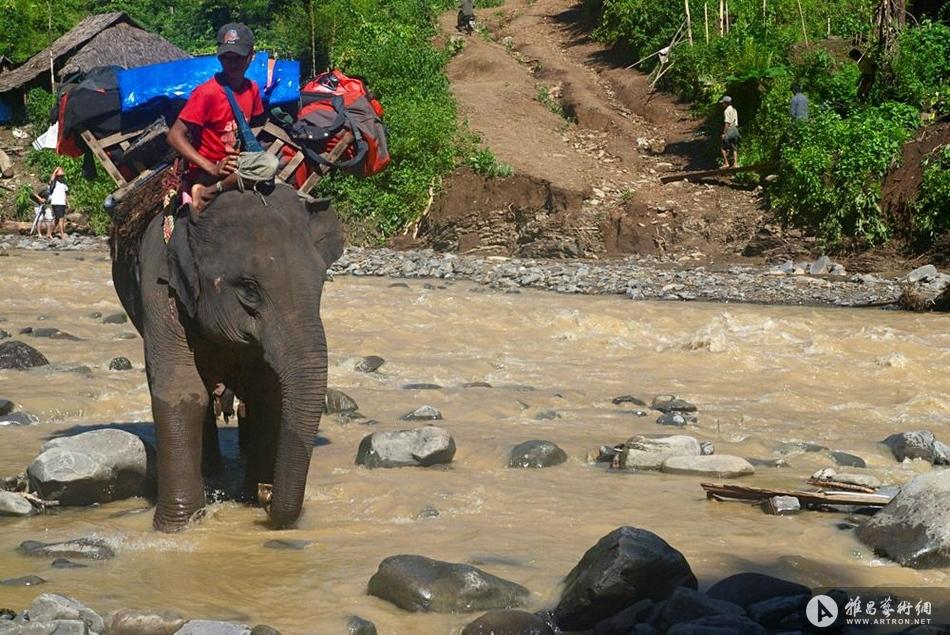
[584,0,950,247]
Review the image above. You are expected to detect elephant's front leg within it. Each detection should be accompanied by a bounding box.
[148,362,210,532]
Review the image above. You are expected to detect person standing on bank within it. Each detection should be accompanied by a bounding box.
[48,166,69,240]
[167,23,266,212]
[719,95,739,168]
[790,83,809,122]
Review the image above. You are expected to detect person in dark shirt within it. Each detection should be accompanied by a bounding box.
[790,83,809,121]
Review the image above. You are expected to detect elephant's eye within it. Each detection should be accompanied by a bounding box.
[236,278,262,310]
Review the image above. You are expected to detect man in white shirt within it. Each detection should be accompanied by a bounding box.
[720,95,739,168]
[48,167,69,240]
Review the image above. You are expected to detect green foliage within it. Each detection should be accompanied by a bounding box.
[879,21,950,113]
[913,146,950,239]
[20,150,115,235]
[771,102,919,245]
[466,148,513,178]
[25,88,56,132]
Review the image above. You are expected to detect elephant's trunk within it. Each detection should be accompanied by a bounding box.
[263,319,328,528]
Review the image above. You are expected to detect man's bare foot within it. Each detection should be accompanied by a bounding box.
[191,183,218,213]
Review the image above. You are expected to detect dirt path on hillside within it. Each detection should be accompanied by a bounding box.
[422,0,784,264]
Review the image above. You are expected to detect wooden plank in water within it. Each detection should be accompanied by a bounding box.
[660,163,774,184]
[700,482,892,507]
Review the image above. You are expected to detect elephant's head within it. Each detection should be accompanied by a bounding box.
[167,185,343,527]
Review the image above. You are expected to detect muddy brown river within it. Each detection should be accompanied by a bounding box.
[1,249,948,633]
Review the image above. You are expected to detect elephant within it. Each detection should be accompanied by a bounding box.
[112,184,344,532]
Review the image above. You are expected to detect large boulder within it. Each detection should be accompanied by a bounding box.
[622,435,701,470]
[27,429,154,506]
[24,594,104,634]
[882,431,950,465]
[462,610,555,635]
[659,587,746,628]
[346,616,377,635]
[367,555,530,613]
[706,573,810,609]
[356,426,455,468]
[554,526,696,630]
[661,455,754,478]
[856,470,950,568]
[508,441,567,468]
[667,615,766,635]
[0,341,49,370]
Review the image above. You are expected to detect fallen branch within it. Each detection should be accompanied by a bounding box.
[21,492,60,508]
[806,478,878,493]
[701,482,892,507]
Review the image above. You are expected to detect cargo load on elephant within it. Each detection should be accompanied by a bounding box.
[55,54,389,205]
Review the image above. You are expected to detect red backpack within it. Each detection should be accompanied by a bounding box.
[287,69,390,181]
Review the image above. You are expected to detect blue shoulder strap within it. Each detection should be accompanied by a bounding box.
[222,82,264,152]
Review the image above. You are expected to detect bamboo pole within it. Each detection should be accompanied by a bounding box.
[47,0,54,93]
[796,0,810,45]
[309,0,317,75]
[685,0,693,45]
[704,2,709,43]
[719,0,724,36]
[725,0,730,33]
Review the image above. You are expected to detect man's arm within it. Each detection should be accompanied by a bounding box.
[167,120,235,178]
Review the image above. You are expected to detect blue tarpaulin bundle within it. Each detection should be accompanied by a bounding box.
[117,53,299,114]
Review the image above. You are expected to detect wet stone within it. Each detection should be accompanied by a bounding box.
[533,409,560,420]
[27,593,105,634]
[27,327,81,341]
[400,405,443,421]
[101,312,128,324]
[661,455,755,478]
[554,526,696,630]
[882,430,950,465]
[667,615,766,635]
[18,538,116,560]
[0,491,32,516]
[829,451,866,468]
[86,312,102,319]
[413,506,440,519]
[746,594,810,626]
[175,620,251,634]
[777,441,827,454]
[0,575,45,586]
[250,626,282,635]
[263,539,312,550]
[462,382,493,389]
[0,398,13,417]
[508,440,568,468]
[762,496,801,515]
[651,395,697,413]
[51,559,88,569]
[325,388,358,414]
[656,413,695,427]
[108,356,133,371]
[346,616,377,635]
[367,554,530,613]
[403,383,442,390]
[104,608,187,635]
[747,457,790,468]
[0,340,50,370]
[356,425,455,468]
[356,355,385,373]
[388,282,410,288]
[612,395,647,406]
[660,587,746,627]
[462,610,555,635]
[0,330,9,340]
[115,332,138,340]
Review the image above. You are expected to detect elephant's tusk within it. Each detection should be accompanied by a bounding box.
[257,483,273,513]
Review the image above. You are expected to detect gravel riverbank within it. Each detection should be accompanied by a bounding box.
[3,235,947,308]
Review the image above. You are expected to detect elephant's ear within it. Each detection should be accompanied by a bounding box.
[167,212,200,319]
[305,197,345,267]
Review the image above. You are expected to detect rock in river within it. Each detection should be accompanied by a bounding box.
[0,491,32,516]
[367,554,530,613]
[0,398,14,417]
[23,593,104,634]
[175,620,251,634]
[661,455,755,478]
[356,426,455,468]
[27,429,154,506]
[882,431,950,465]
[651,395,697,413]
[109,356,133,371]
[356,355,385,373]
[462,610,555,635]
[400,405,443,421]
[706,572,810,609]
[856,469,950,568]
[101,312,128,324]
[508,440,567,468]
[18,538,115,560]
[0,340,49,370]
[325,388,358,414]
[622,435,701,470]
[347,615,377,635]
[104,608,186,635]
[554,526,696,630]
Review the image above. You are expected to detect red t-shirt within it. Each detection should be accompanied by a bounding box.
[177,75,264,170]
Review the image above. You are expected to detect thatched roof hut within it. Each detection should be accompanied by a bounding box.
[0,12,188,121]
